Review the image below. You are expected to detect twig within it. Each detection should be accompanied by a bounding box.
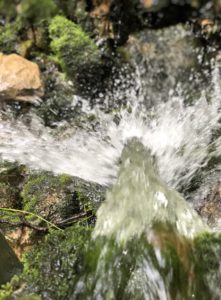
[56,210,93,226]
[0,219,48,232]
[0,207,63,231]
[0,210,94,232]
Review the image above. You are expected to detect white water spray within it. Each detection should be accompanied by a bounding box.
[0,65,220,191]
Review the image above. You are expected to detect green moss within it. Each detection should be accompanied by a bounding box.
[0,19,22,53]
[0,160,24,213]
[49,15,100,79]
[21,171,105,224]
[21,173,74,223]
[0,182,19,208]
[53,0,92,32]
[9,225,92,300]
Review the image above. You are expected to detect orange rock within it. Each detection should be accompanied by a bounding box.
[0,53,44,104]
[142,0,154,9]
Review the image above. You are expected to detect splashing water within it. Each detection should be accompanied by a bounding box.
[0,64,220,192]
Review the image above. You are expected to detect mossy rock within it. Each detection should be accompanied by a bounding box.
[0,182,19,209]
[0,160,24,209]
[0,160,25,186]
[49,15,108,94]
[21,171,105,224]
[53,0,92,32]
[2,224,221,299]
[0,225,91,300]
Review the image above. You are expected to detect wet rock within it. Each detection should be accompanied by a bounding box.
[121,24,205,106]
[0,160,24,209]
[0,225,91,300]
[0,53,44,104]
[21,171,105,224]
[89,0,207,45]
[198,182,221,228]
[2,221,221,300]
[0,233,22,286]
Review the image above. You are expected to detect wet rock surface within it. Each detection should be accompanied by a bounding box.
[0,161,105,258]
[198,181,221,228]
[0,232,22,286]
[122,24,207,106]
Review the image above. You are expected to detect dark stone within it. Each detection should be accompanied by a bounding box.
[0,232,22,286]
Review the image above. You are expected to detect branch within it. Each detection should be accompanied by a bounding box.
[0,210,94,232]
[0,219,48,232]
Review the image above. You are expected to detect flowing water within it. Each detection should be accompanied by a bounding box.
[1,25,221,299]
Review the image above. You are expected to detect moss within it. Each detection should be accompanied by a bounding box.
[0,160,24,220]
[21,171,105,224]
[0,182,19,209]
[5,225,92,300]
[192,232,221,298]
[49,15,100,81]
[0,274,42,299]
[21,172,74,223]
[2,224,221,299]
[0,19,22,53]
[53,0,92,32]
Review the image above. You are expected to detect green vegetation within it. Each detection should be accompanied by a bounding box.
[0,225,91,300]
[0,20,22,53]
[49,15,100,79]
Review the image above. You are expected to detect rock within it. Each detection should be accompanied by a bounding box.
[0,225,91,300]
[121,24,205,106]
[49,15,115,98]
[0,232,22,286]
[199,182,221,228]
[21,171,105,224]
[0,53,44,104]
[49,16,100,76]
[5,224,221,300]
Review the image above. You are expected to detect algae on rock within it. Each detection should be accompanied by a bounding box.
[21,171,105,224]
[0,225,92,300]
[49,15,103,93]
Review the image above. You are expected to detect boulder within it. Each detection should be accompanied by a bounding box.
[0,232,22,286]
[0,53,44,104]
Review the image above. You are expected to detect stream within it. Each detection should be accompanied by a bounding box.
[1,20,221,299]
